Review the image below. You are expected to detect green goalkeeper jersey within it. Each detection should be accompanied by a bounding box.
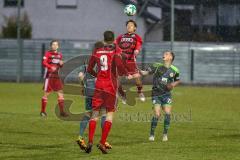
[147,62,180,96]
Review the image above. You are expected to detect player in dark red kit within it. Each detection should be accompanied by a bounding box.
[116,19,145,103]
[86,31,132,154]
[40,40,68,117]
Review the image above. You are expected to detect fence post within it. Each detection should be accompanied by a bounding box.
[141,45,145,70]
[16,39,23,83]
[190,49,194,82]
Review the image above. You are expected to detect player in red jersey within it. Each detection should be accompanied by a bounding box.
[40,40,68,117]
[116,19,145,103]
[86,31,132,154]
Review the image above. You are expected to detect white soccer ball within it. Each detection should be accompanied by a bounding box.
[124,4,137,16]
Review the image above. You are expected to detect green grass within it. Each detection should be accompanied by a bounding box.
[0,83,240,160]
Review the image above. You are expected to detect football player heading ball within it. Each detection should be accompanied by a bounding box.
[116,19,145,103]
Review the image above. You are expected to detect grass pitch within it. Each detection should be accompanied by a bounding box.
[0,83,240,160]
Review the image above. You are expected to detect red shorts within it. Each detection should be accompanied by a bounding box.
[123,60,139,75]
[92,81,117,112]
[43,78,63,93]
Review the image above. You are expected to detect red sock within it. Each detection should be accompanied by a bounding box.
[118,85,126,98]
[89,120,97,144]
[100,121,112,145]
[136,85,143,94]
[41,97,47,113]
[58,98,64,113]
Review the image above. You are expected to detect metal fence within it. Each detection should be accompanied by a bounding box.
[0,39,239,85]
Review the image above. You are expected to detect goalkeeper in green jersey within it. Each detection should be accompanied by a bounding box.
[140,51,180,142]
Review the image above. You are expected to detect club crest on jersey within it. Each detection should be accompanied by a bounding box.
[170,73,174,77]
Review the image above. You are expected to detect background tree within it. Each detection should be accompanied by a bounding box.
[1,12,32,39]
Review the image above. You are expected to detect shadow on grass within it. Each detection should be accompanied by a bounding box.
[0,129,48,136]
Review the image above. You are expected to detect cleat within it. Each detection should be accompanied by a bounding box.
[149,135,155,141]
[119,93,127,105]
[97,143,108,154]
[162,134,168,142]
[40,112,47,117]
[105,142,112,149]
[139,93,146,102]
[60,112,69,117]
[85,143,93,153]
[76,138,87,151]
[122,98,127,105]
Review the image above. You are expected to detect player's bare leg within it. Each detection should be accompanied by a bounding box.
[162,106,171,142]
[98,111,114,154]
[134,74,145,102]
[57,90,68,117]
[149,104,161,141]
[40,92,51,117]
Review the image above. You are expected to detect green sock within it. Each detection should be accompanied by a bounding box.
[163,114,171,134]
[150,116,158,136]
[101,115,106,129]
[79,115,90,138]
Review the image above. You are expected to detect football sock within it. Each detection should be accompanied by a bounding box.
[88,119,97,144]
[118,85,126,98]
[101,115,106,129]
[41,97,47,113]
[136,84,143,94]
[100,121,112,145]
[163,114,171,134]
[57,98,64,113]
[79,115,90,137]
[150,116,158,136]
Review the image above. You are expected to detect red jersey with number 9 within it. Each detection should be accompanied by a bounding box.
[87,43,128,87]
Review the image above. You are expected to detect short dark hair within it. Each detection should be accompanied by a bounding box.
[103,31,115,42]
[126,19,137,28]
[94,41,104,49]
[50,39,59,46]
[169,51,175,62]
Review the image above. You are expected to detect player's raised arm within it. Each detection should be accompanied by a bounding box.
[140,63,157,76]
[134,34,143,56]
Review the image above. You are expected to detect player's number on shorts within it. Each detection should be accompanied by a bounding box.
[100,55,108,71]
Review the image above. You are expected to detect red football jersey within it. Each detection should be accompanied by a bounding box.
[42,51,63,79]
[87,43,128,87]
[116,33,142,60]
